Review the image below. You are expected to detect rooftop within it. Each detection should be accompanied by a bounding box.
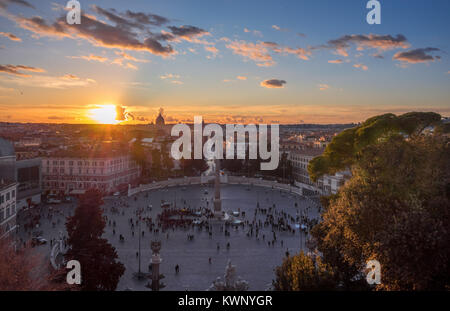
[0,180,17,192]
[291,148,325,157]
[46,146,131,159]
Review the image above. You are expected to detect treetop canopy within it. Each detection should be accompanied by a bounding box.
[308,112,442,182]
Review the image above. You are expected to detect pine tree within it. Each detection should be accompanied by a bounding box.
[65,189,125,291]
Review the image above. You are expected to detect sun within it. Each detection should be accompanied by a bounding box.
[88,105,119,124]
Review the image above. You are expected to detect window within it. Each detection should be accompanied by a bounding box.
[6,192,10,201]
[0,195,3,204]
[12,190,15,198]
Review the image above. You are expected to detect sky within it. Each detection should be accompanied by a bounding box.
[0,0,449,124]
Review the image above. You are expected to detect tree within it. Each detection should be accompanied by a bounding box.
[272,152,292,182]
[308,112,442,181]
[65,189,125,291]
[0,235,66,290]
[273,251,336,291]
[310,134,450,290]
[151,148,162,179]
[131,137,147,177]
[161,142,174,173]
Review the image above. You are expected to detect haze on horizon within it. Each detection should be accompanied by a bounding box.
[0,0,449,125]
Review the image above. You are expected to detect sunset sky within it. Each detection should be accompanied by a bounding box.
[0,0,449,124]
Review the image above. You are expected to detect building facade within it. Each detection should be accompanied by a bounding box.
[289,149,349,196]
[0,181,18,238]
[0,138,42,211]
[42,154,140,195]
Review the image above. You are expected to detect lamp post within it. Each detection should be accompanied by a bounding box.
[146,240,165,290]
[133,207,147,280]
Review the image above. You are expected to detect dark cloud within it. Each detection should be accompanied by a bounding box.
[0,31,21,41]
[92,5,142,29]
[0,64,45,77]
[7,6,209,57]
[124,10,169,26]
[167,25,209,41]
[135,116,150,122]
[165,116,178,123]
[11,12,175,56]
[115,106,150,122]
[48,116,69,120]
[393,47,441,64]
[115,106,133,121]
[0,0,34,9]
[317,34,409,57]
[260,79,286,89]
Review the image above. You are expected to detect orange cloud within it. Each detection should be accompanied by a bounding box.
[318,84,330,91]
[0,64,45,77]
[0,31,21,41]
[69,54,109,62]
[260,79,286,88]
[353,63,368,71]
[223,38,275,67]
[393,48,441,64]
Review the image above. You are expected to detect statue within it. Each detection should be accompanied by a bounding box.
[207,260,249,291]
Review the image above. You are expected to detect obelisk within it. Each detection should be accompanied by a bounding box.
[213,158,222,218]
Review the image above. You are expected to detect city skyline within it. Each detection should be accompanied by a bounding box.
[0,0,449,124]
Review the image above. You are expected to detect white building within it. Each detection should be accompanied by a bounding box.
[289,149,349,196]
[0,138,41,211]
[0,181,18,238]
[42,151,140,195]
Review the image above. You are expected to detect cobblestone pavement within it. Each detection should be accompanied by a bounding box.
[18,184,320,291]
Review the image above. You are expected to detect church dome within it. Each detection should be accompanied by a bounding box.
[156,113,165,126]
[0,138,15,158]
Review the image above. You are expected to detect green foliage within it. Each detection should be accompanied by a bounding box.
[308,112,442,181]
[161,142,174,172]
[273,251,337,291]
[311,135,450,290]
[65,189,125,291]
[131,138,147,176]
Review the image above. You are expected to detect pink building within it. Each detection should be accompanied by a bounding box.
[42,150,140,195]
